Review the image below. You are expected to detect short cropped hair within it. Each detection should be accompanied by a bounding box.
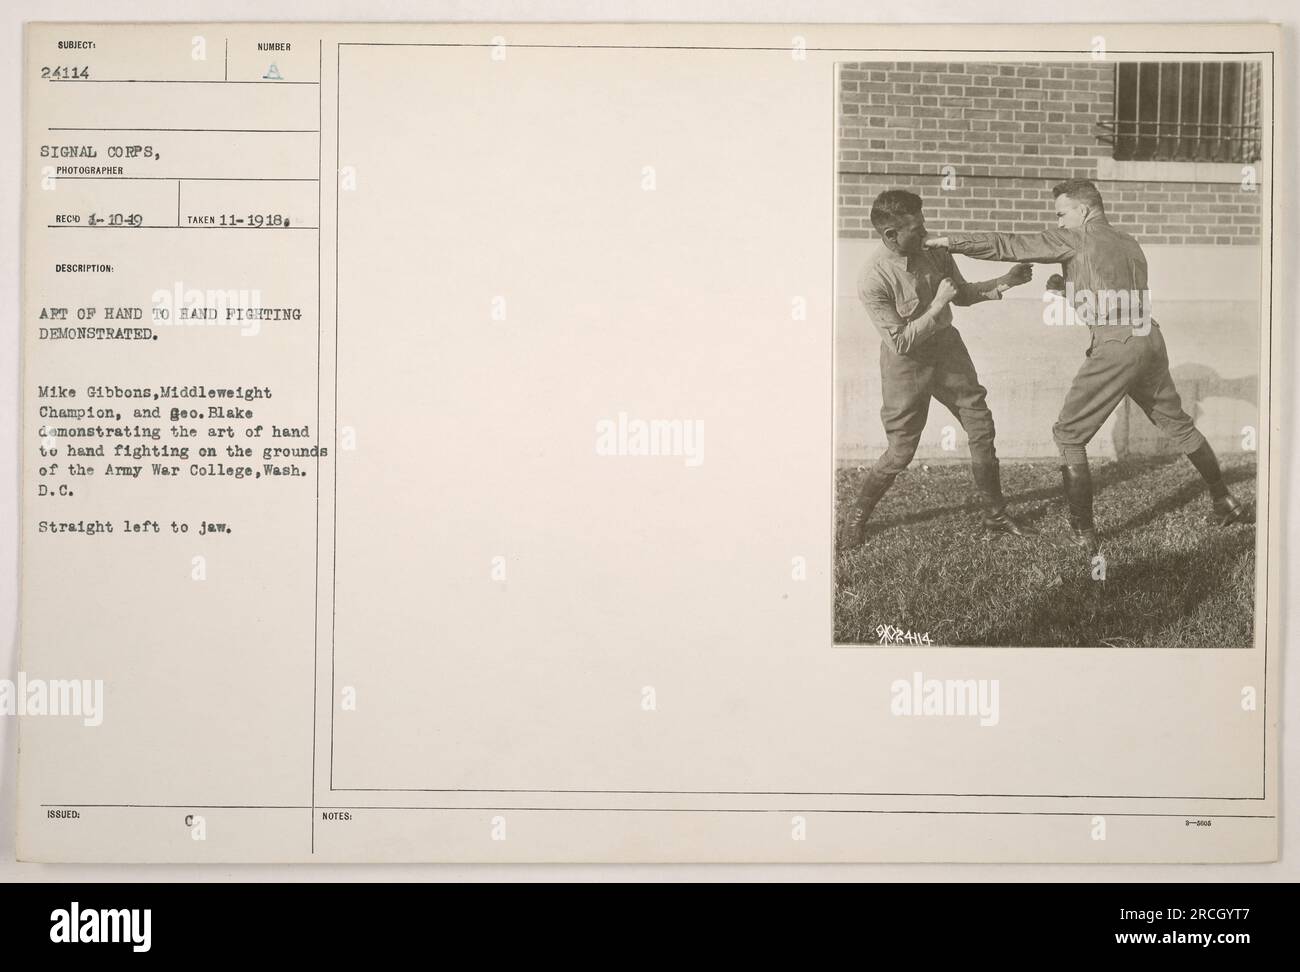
[1052,179,1106,212]
[870,189,924,232]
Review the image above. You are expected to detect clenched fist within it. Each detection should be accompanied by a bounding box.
[931,277,959,307]
[1003,262,1033,287]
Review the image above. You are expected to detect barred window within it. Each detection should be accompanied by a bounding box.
[1101,62,1262,163]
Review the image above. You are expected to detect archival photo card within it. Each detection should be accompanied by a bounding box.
[14,22,1281,863]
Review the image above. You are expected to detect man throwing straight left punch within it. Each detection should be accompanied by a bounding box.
[924,178,1252,555]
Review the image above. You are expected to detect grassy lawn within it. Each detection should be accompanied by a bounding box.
[834,454,1257,648]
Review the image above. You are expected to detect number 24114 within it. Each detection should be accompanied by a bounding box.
[41,66,90,79]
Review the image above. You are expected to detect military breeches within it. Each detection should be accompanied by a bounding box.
[1052,324,1206,464]
[871,328,997,478]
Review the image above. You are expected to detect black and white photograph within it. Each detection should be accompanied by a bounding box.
[833,58,1266,648]
[1,8,1291,909]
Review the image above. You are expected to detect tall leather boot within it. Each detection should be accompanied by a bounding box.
[1186,441,1253,525]
[839,468,896,549]
[970,459,1034,536]
[1060,463,1100,555]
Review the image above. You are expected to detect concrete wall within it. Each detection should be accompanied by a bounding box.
[834,241,1261,462]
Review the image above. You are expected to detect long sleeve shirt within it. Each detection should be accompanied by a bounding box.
[857,246,1004,357]
[945,216,1152,334]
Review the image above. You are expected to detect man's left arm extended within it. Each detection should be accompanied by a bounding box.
[927,228,1078,264]
[947,254,1033,306]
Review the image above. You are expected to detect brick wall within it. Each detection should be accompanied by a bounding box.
[838,62,1261,244]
